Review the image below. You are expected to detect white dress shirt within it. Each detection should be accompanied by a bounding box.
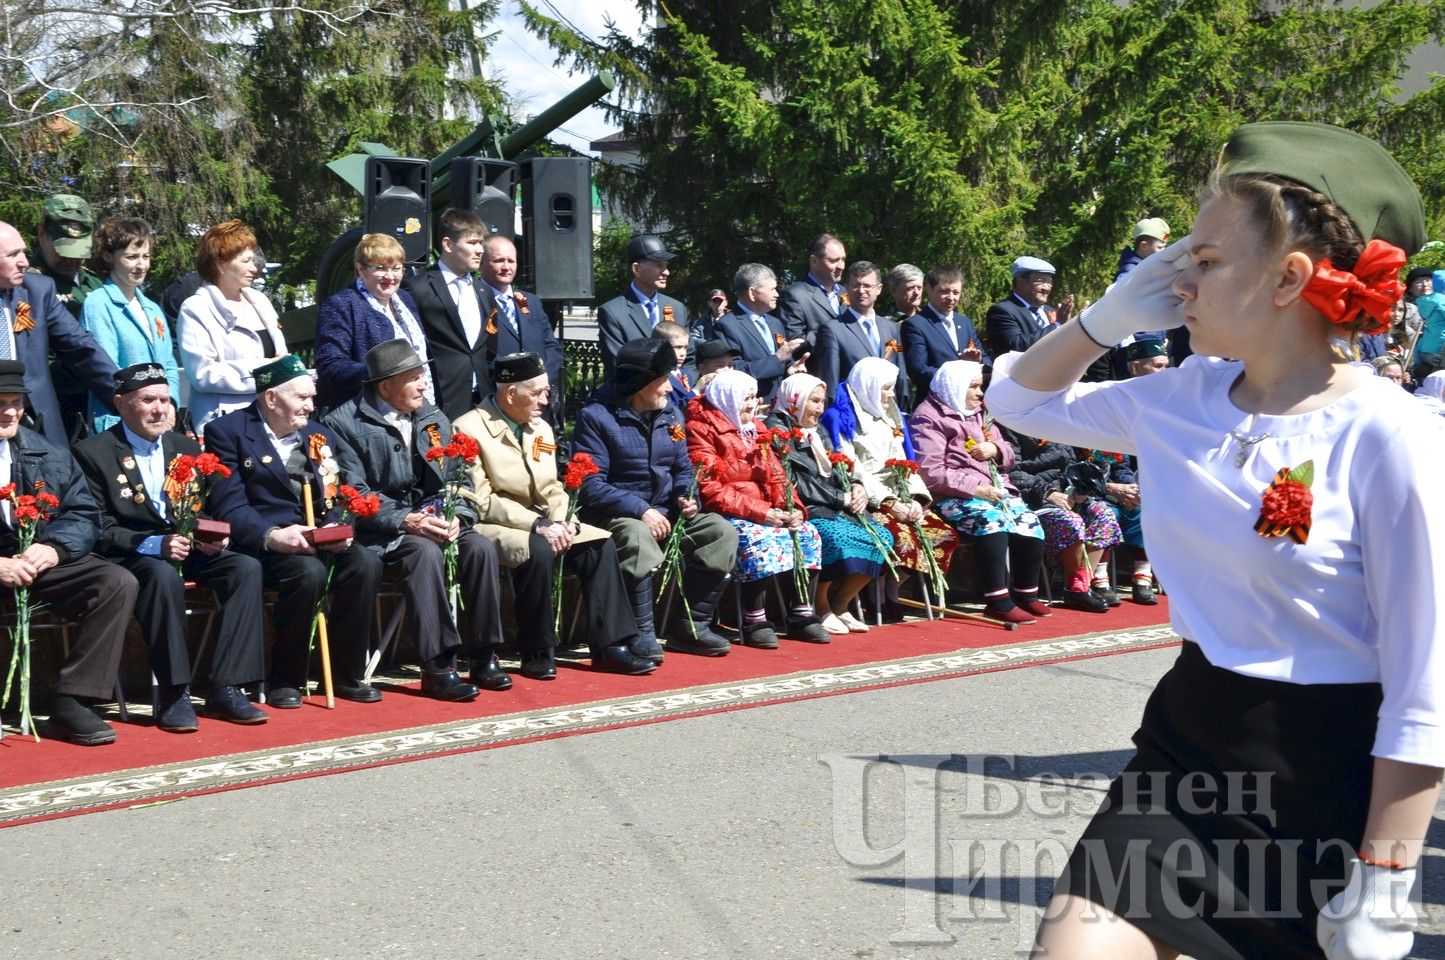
[439,261,484,348]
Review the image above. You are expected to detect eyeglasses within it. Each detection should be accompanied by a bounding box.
[364,263,404,275]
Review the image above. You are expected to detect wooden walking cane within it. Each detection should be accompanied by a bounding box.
[302,483,336,708]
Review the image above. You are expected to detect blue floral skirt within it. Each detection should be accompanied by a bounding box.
[728,517,823,582]
[1037,500,1124,566]
[812,514,894,581]
[936,495,1044,540]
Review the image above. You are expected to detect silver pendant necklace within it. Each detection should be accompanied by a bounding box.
[1227,417,1270,468]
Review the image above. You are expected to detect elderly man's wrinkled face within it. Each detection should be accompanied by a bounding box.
[1129,356,1169,378]
[0,393,24,439]
[263,376,316,433]
[633,375,672,412]
[377,366,428,414]
[1015,271,1054,307]
[632,257,669,294]
[0,224,29,289]
[499,374,550,423]
[892,279,923,313]
[117,384,172,441]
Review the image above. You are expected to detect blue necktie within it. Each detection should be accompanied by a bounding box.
[0,292,11,360]
[862,317,880,355]
[501,295,518,335]
[752,314,774,352]
[645,300,658,328]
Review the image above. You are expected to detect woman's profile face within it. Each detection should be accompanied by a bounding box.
[800,385,827,426]
[965,376,985,411]
[739,388,759,420]
[219,248,258,292]
[880,382,896,409]
[1171,195,1275,359]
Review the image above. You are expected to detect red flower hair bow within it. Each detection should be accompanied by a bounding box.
[1299,239,1406,335]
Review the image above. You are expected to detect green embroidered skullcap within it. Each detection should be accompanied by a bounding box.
[1216,121,1427,253]
[253,354,310,392]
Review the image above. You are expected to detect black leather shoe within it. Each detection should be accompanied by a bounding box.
[1091,584,1122,607]
[156,685,199,733]
[469,655,513,692]
[420,670,481,702]
[519,652,557,681]
[1063,589,1109,613]
[592,644,657,675]
[1132,579,1158,605]
[45,695,116,746]
[205,685,268,725]
[266,686,303,709]
[335,679,383,703]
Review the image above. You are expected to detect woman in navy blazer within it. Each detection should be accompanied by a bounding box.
[314,233,429,411]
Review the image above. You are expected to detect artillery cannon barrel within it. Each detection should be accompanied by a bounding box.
[499,71,615,159]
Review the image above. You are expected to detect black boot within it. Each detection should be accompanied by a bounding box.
[626,573,664,664]
[664,567,732,656]
[785,570,829,644]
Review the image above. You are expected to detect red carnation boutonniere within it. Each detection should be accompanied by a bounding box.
[12,301,34,334]
[513,292,529,316]
[1255,460,1313,545]
[154,315,166,339]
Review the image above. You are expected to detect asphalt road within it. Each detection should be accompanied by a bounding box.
[3,646,1441,960]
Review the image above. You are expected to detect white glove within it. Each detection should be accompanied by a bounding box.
[1076,234,1192,348]
[1317,858,1418,960]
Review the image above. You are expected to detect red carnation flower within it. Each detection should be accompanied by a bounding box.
[563,452,601,490]
[1260,479,1312,528]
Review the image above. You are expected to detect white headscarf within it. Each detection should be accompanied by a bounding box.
[777,372,829,468]
[1417,370,1445,402]
[930,360,983,416]
[845,357,899,420]
[703,368,760,438]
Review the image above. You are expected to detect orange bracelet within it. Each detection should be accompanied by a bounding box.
[1357,850,1409,871]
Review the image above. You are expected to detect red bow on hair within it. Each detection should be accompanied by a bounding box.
[1299,239,1407,336]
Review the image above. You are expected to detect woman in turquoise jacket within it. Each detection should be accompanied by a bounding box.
[81,217,180,431]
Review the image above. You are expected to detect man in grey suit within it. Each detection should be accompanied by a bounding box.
[596,234,691,373]
[0,222,117,444]
[812,261,910,405]
[712,264,808,400]
[778,233,847,345]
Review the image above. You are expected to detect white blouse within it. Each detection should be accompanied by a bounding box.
[987,353,1445,767]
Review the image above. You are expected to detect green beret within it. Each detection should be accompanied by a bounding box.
[1217,121,1427,253]
[253,354,310,391]
[1124,338,1169,363]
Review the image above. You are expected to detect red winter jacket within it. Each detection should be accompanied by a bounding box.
[686,396,807,523]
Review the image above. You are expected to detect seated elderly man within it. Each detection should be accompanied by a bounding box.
[572,338,736,659]
[76,362,266,731]
[0,360,137,745]
[324,340,510,699]
[206,355,385,706]
[454,352,656,679]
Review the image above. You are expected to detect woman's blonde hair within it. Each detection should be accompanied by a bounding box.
[353,232,406,268]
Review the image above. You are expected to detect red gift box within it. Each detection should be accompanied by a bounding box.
[304,524,354,545]
[192,518,231,543]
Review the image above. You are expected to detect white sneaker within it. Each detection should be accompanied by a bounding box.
[838,611,871,633]
[820,613,850,635]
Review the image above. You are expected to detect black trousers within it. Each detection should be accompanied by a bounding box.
[20,554,138,700]
[510,534,637,655]
[256,544,382,687]
[118,551,265,688]
[380,530,502,664]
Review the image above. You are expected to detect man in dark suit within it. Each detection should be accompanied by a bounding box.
[324,340,511,700]
[778,233,847,345]
[901,264,989,402]
[984,256,1062,357]
[0,360,137,745]
[205,355,384,708]
[596,234,691,373]
[402,208,493,421]
[812,260,910,404]
[0,221,118,444]
[75,363,267,732]
[477,234,562,424]
[714,263,808,400]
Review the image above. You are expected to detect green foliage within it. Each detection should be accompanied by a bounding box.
[592,216,634,306]
[521,0,1445,314]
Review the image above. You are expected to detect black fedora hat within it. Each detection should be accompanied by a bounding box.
[364,339,424,384]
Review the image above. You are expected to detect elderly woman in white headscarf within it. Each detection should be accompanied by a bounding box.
[819,357,958,618]
[767,373,895,635]
[686,369,827,648]
[911,360,1047,625]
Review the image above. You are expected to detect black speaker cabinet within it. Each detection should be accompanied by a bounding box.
[520,157,594,300]
[449,157,517,236]
[364,156,432,263]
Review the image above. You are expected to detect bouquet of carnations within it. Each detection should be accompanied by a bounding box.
[656,457,708,636]
[556,452,601,633]
[761,428,811,600]
[882,457,948,601]
[0,483,59,740]
[828,451,898,577]
[163,452,233,575]
[422,431,481,619]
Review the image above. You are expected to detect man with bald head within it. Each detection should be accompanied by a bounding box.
[477,234,562,425]
[0,221,118,443]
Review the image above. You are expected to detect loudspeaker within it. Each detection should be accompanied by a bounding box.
[520,157,594,300]
[449,157,516,236]
[364,156,431,263]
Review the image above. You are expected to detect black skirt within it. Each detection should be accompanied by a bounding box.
[1058,641,1382,959]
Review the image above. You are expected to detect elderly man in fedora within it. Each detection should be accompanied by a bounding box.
[454,352,656,679]
[75,362,267,732]
[323,339,510,700]
[205,354,384,708]
[572,338,736,659]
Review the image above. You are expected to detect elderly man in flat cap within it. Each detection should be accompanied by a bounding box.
[324,340,510,700]
[205,355,384,708]
[455,351,657,679]
[572,338,736,660]
[0,359,137,745]
[985,256,1066,357]
[76,362,267,731]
